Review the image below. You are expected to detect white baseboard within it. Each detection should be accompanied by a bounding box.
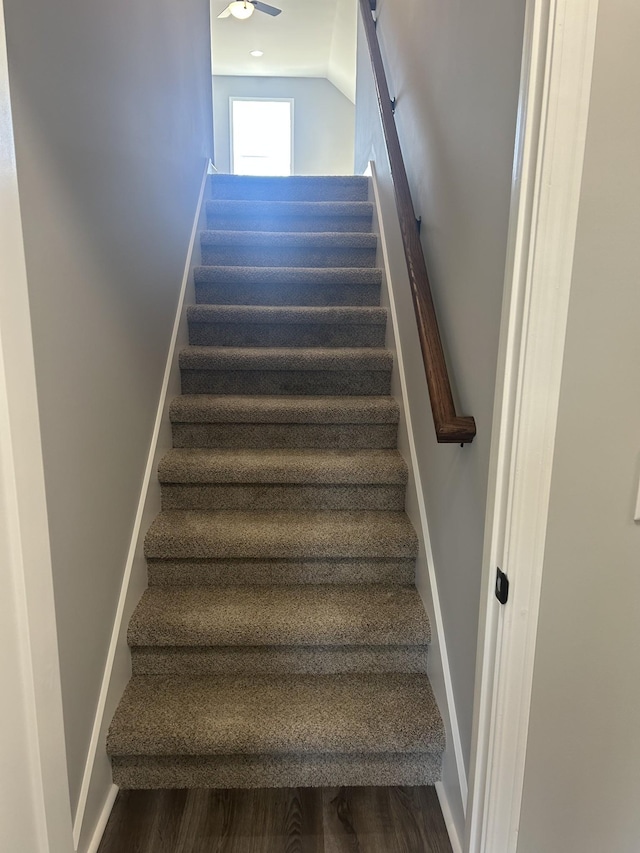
[84,786,118,853]
[72,162,209,852]
[437,781,464,853]
[369,161,468,843]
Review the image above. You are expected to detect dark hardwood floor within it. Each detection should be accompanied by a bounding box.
[97,787,453,853]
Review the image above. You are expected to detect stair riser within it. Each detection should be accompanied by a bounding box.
[207,214,373,233]
[145,522,417,561]
[180,370,392,396]
[146,558,416,586]
[210,178,369,203]
[131,645,428,676]
[111,753,442,789]
[201,245,377,268]
[171,423,399,450]
[195,281,381,306]
[160,484,405,511]
[188,322,386,348]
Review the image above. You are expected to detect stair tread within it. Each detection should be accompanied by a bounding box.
[128,584,430,647]
[144,510,419,560]
[194,266,382,284]
[169,395,400,424]
[206,200,373,217]
[210,175,369,202]
[187,305,387,325]
[107,672,444,756]
[201,231,377,248]
[179,347,393,371]
[158,448,407,485]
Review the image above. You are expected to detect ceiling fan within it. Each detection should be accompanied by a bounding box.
[217,0,282,19]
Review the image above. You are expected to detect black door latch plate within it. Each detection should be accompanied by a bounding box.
[495,568,509,605]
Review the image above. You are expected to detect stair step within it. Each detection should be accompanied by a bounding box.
[179,347,393,396]
[159,448,407,510]
[209,174,369,202]
[144,510,419,561]
[111,751,443,788]
[159,485,404,511]
[187,305,387,348]
[146,558,416,588]
[206,200,374,233]
[128,584,430,648]
[132,645,428,676]
[107,672,444,787]
[159,448,407,483]
[200,231,377,268]
[179,346,392,370]
[194,266,382,306]
[170,395,399,450]
[169,394,400,424]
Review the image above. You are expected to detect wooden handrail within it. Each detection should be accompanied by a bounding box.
[359,0,476,444]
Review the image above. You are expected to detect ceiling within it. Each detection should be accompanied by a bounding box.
[210,0,357,102]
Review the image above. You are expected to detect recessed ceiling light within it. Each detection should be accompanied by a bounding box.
[250,50,264,57]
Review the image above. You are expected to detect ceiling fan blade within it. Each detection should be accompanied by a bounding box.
[252,1,282,15]
[217,5,232,17]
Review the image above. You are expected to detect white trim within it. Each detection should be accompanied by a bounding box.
[0,256,74,853]
[466,0,600,851]
[370,161,468,823]
[436,782,463,853]
[0,5,74,848]
[84,786,118,853]
[72,163,209,850]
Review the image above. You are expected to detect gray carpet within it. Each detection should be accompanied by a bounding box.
[194,265,383,306]
[107,174,445,789]
[158,448,408,511]
[206,199,374,233]
[187,305,388,348]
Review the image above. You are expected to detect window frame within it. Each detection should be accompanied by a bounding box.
[229,96,295,176]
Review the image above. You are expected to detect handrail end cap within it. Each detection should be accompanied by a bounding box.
[436,416,476,444]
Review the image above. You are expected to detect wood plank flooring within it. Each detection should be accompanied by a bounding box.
[97,787,453,853]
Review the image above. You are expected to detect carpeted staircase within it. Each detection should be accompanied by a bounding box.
[107,174,445,788]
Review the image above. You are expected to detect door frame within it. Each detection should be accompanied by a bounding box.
[465,0,600,850]
[0,2,74,850]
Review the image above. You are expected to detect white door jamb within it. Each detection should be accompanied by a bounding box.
[464,0,600,850]
[0,2,74,849]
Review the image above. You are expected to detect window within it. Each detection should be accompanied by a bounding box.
[230,98,293,176]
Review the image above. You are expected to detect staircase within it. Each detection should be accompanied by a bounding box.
[107,174,445,788]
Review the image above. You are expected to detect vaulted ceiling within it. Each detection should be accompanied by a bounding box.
[210,0,357,102]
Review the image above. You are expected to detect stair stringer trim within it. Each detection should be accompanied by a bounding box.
[369,162,465,853]
[71,162,210,853]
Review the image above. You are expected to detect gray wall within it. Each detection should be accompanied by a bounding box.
[4,0,213,812]
[517,2,640,850]
[355,0,525,766]
[213,76,354,175]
